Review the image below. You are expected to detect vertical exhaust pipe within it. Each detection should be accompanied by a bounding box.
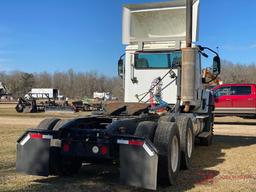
[186,0,193,48]
[182,0,196,112]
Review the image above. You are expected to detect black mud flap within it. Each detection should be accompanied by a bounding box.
[16,131,52,176]
[119,139,158,190]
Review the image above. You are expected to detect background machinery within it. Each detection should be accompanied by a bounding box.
[0,82,13,101]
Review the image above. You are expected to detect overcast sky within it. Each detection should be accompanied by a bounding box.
[0,0,255,75]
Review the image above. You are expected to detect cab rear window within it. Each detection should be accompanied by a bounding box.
[134,51,181,69]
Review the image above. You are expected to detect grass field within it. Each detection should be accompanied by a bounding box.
[0,104,256,192]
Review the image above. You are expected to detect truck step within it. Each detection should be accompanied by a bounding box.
[198,131,211,138]
[196,115,209,119]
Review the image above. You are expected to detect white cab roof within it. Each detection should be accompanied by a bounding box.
[122,0,200,45]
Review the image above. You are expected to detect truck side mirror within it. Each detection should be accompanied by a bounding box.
[118,58,124,78]
[213,56,221,76]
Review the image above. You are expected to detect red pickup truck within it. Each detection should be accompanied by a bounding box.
[212,84,256,117]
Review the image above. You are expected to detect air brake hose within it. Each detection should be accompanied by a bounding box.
[138,65,178,102]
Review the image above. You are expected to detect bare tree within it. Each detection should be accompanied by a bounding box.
[2,61,254,100]
[220,60,256,84]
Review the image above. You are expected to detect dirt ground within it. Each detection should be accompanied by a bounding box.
[0,104,255,192]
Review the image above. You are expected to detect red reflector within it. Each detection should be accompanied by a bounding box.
[63,144,70,152]
[100,146,108,155]
[128,140,144,146]
[30,133,43,139]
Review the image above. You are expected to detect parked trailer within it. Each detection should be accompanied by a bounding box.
[16,93,76,113]
[93,92,112,101]
[15,94,48,113]
[72,99,103,112]
[16,0,221,190]
[28,88,59,100]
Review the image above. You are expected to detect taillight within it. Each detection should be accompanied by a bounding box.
[29,133,52,139]
[128,140,144,146]
[30,133,43,139]
[100,146,108,155]
[117,139,145,146]
[63,144,70,152]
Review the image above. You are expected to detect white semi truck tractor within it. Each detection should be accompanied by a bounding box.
[16,0,221,190]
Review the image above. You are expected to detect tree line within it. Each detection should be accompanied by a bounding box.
[0,60,255,99]
[219,60,256,84]
[0,69,124,100]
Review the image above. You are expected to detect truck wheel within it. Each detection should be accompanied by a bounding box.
[37,118,60,130]
[53,119,73,131]
[15,104,24,113]
[134,121,157,141]
[158,114,176,123]
[175,115,194,169]
[49,119,81,176]
[153,121,180,185]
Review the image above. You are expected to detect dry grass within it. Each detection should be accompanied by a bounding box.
[0,104,255,192]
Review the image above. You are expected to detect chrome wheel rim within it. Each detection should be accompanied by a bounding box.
[171,135,179,172]
[187,128,193,158]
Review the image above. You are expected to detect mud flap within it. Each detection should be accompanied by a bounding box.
[16,132,51,176]
[119,139,158,190]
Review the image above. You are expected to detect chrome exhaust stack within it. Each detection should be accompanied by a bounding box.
[181,0,198,112]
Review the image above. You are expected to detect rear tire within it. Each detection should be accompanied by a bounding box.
[154,121,180,185]
[53,119,73,131]
[37,118,60,130]
[134,121,157,141]
[49,119,82,176]
[158,114,176,123]
[175,115,194,169]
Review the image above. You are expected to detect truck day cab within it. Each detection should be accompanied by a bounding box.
[213,84,256,117]
[16,0,221,190]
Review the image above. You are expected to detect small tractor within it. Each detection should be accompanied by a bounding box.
[16,0,221,190]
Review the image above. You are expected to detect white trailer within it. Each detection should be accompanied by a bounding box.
[93,92,112,100]
[28,88,59,100]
